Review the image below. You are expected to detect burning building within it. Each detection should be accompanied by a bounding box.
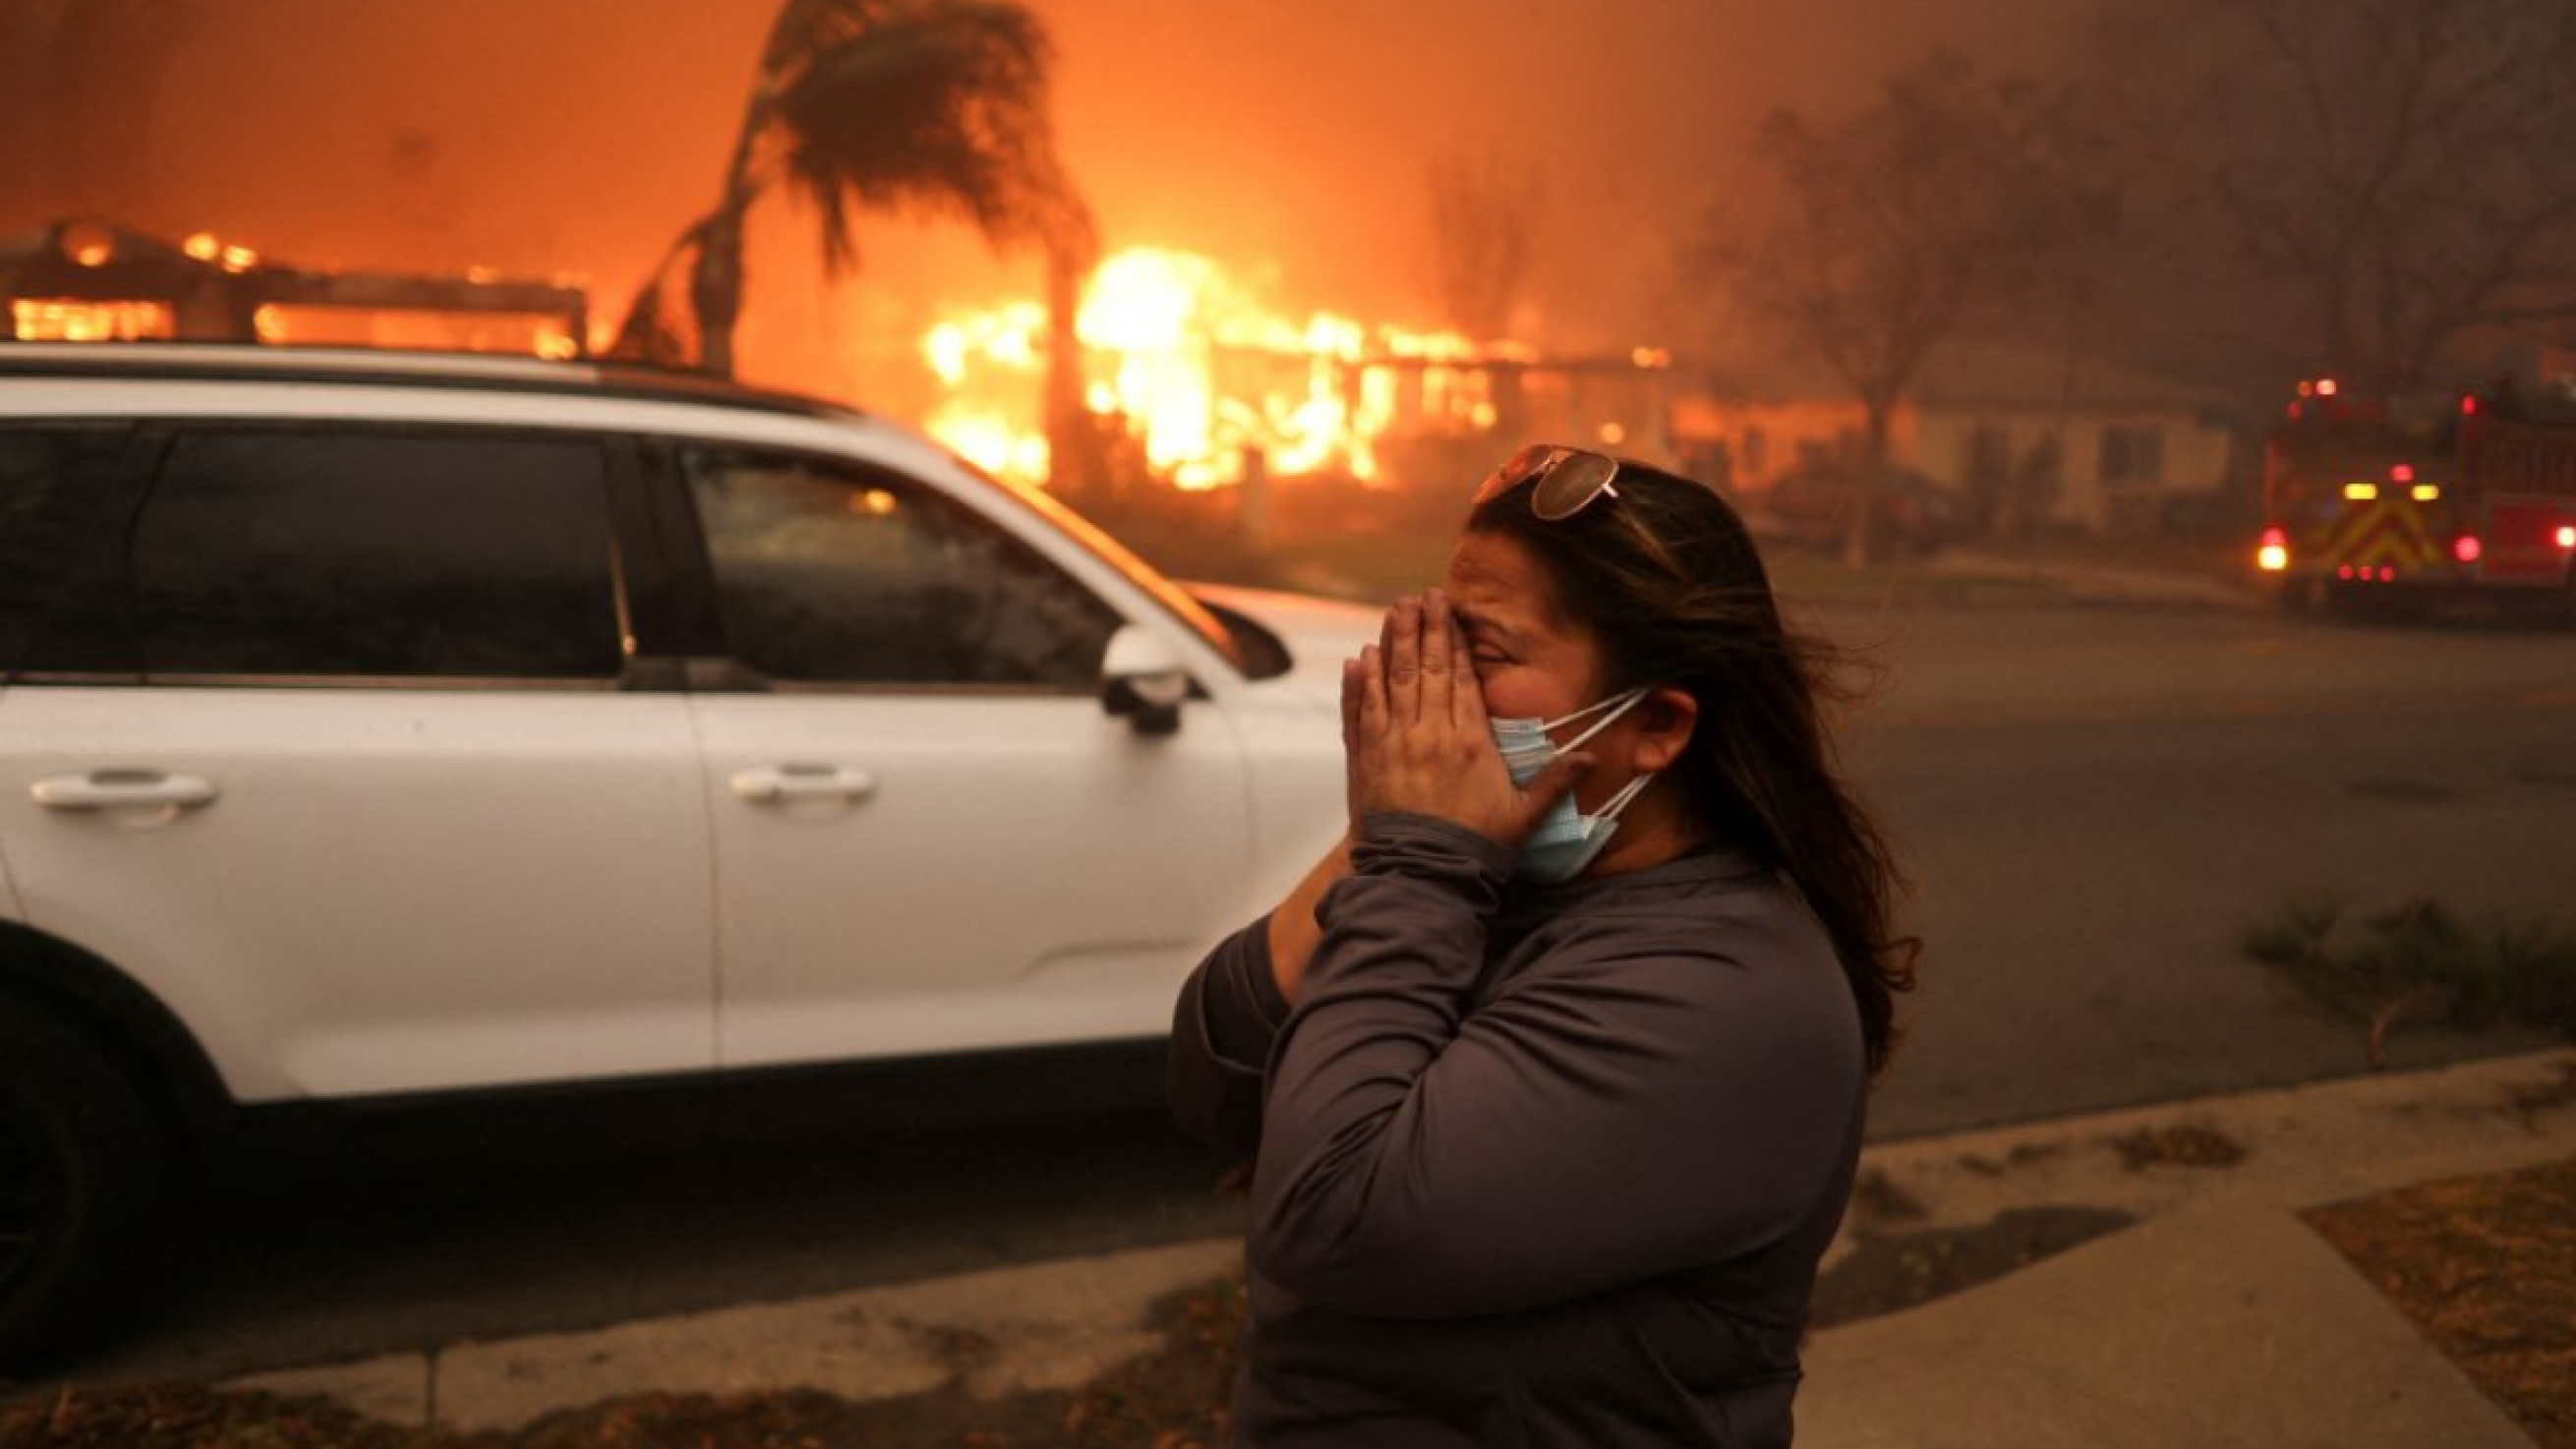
[6,215,1678,518]
[919,243,1677,510]
[2,217,588,358]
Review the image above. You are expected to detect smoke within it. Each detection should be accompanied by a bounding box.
[5,0,2088,396]
[1031,0,2090,350]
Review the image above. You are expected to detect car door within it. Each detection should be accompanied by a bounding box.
[0,422,714,1103]
[0,423,140,926]
[671,443,1255,1069]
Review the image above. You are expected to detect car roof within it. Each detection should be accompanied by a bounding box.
[0,342,867,425]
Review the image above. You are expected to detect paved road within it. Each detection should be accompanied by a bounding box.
[40,596,2576,1388]
[1828,599,2574,1137]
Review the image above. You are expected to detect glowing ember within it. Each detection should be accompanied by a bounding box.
[923,245,1510,491]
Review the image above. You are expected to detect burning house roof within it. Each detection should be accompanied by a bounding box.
[922,243,1672,498]
[2,216,588,358]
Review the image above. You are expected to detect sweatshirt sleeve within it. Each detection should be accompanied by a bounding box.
[1249,812,1863,1319]
[1165,913,1292,1153]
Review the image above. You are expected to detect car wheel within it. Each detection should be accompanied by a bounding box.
[0,1001,171,1368]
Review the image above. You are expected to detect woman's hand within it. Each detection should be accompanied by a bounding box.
[1343,590,1591,848]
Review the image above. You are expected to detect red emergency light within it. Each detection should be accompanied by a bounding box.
[2453,535,2483,564]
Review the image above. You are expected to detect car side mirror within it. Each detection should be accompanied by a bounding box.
[1100,624,1192,735]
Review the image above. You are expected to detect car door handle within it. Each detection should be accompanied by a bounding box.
[729,765,880,805]
[31,770,221,811]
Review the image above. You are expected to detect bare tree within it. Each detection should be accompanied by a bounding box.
[1425,147,1541,342]
[2182,0,2576,389]
[1703,52,2117,562]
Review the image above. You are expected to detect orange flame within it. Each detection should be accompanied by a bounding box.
[923,245,1513,491]
[10,299,175,342]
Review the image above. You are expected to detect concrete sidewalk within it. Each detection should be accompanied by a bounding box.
[236,1048,2576,1444]
[1808,1047,2571,1447]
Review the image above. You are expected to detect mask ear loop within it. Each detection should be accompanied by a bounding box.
[1590,771,1656,824]
[1546,687,1650,750]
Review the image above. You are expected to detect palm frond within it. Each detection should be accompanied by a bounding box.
[765,0,1088,277]
[760,0,900,81]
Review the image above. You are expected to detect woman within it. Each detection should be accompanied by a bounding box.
[1167,444,1916,1447]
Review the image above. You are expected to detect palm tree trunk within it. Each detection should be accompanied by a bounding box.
[688,208,741,377]
[1042,242,1098,503]
[688,65,781,377]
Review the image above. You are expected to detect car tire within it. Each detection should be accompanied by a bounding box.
[0,999,172,1369]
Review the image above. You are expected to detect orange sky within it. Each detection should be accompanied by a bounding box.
[35,0,2085,406]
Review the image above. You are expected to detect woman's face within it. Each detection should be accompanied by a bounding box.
[1441,529,1608,726]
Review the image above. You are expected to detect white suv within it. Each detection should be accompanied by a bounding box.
[0,344,1371,1363]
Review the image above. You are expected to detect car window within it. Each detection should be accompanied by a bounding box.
[960,457,1249,674]
[130,429,624,680]
[681,447,1121,689]
[0,426,135,674]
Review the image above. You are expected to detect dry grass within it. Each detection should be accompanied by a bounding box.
[2307,1156,2576,1449]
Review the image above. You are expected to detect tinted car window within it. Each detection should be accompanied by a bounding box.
[131,430,623,679]
[0,427,134,673]
[683,448,1119,688]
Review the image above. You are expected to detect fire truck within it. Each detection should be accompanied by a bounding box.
[2256,377,2576,617]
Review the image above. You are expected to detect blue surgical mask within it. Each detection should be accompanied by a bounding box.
[1489,688,1658,885]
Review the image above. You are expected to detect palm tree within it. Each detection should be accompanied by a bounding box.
[613,0,1093,378]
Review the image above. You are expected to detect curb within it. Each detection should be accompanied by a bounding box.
[222,1049,2576,1433]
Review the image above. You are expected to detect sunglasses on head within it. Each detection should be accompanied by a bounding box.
[1472,443,1625,521]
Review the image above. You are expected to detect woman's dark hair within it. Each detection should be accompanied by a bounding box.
[1469,458,1919,1073]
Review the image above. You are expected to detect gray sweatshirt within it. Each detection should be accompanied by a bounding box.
[1167,812,1867,1448]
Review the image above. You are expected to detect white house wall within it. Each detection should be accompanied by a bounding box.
[1914,406,2236,533]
